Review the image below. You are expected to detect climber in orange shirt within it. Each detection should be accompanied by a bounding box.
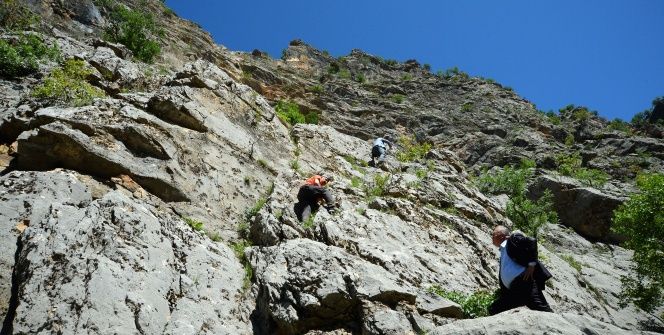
[295,174,337,222]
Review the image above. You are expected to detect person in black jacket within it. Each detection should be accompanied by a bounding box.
[488,225,553,315]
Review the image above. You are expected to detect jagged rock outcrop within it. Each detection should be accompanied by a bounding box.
[0,170,250,334]
[528,175,626,242]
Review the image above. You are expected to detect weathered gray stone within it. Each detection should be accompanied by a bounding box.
[528,175,625,242]
[429,308,660,335]
[416,292,463,318]
[0,170,250,334]
[248,239,417,334]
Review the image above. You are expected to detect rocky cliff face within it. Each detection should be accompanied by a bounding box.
[1,1,662,334]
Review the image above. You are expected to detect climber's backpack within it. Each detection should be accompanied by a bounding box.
[506,232,537,267]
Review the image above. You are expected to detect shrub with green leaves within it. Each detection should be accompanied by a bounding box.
[391,94,405,104]
[396,135,431,162]
[0,34,59,77]
[612,173,664,312]
[555,152,609,187]
[367,173,389,197]
[506,191,558,238]
[275,100,318,126]
[183,217,204,232]
[476,165,532,197]
[275,100,305,125]
[607,118,632,134]
[104,5,162,63]
[231,239,253,290]
[32,59,104,106]
[428,285,496,319]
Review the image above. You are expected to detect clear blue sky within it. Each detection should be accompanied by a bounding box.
[165,0,664,121]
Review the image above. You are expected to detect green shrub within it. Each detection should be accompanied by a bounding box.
[327,63,340,74]
[310,85,323,93]
[607,118,632,134]
[0,34,59,77]
[544,111,561,125]
[476,166,532,197]
[506,191,558,238]
[304,111,319,125]
[338,68,351,79]
[367,173,389,197]
[461,102,474,112]
[612,173,664,312]
[391,94,405,104]
[32,59,104,106]
[385,59,398,66]
[0,0,37,30]
[423,63,431,71]
[519,158,536,169]
[183,217,204,232]
[355,73,366,83]
[396,135,431,162]
[275,100,305,125]
[564,134,575,146]
[555,152,609,187]
[574,168,610,188]
[231,239,253,290]
[104,5,162,63]
[555,152,582,176]
[351,176,362,188]
[429,285,496,319]
[401,74,413,81]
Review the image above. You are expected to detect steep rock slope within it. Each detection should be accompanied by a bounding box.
[0,1,663,334]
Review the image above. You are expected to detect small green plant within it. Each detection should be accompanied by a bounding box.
[367,173,389,197]
[302,213,316,229]
[461,102,474,112]
[612,173,664,312]
[555,152,609,187]
[338,68,351,79]
[607,118,632,134]
[428,285,496,319]
[327,63,340,74]
[356,207,366,215]
[401,73,413,81]
[0,33,60,77]
[183,217,204,232]
[564,134,575,146]
[290,159,300,173]
[304,111,319,125]
[355,73,366,83]
[422,63,431,71]
[506,191,558,238]
[396,135,431,162]
[476,166,532,197]
[561,254,583,272]
[32,59,104,106]
[415,168,428,179]
[275,100,317,126]
[351,176,362,188]
[231,239,253,290]
[257,159,268,168]
[104,4,162,63]
[543,110,561,125]
[207,231,222,242]
[385,59,398,66]
[310,84,323,93]
[391,94,405,104]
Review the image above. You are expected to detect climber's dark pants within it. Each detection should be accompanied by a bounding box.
[371,145,386,163]
[488,275,552,315]
[295,185,335,222]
